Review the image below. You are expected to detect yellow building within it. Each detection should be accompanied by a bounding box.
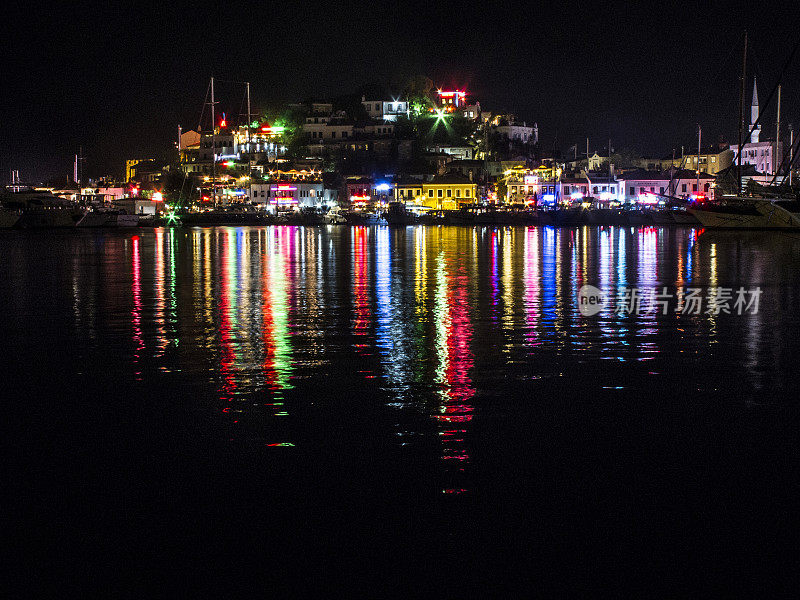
[394,180,425,204]
[501,165,560,203]
[420,173,477,210]
[125,158,156,183]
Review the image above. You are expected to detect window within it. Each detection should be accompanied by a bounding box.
[466,189,470,197]
[682,184,687,192]
[447,189,452,197]
[375,103,380,111]
[428,189,433,197]
[660,187,665,194]
[692,184,697,192]
[342,131,348,138]
[331,132,336,139]
[437,189,443,198]
[711,157,716,163]
[456,189,461,197]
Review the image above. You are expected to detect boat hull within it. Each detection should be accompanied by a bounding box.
[0,211,21,229]
[688,200,800,229]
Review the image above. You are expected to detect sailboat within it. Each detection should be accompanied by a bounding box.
[689,32,800,229]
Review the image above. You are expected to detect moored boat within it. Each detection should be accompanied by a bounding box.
[688,198,800,229]
[383,202,417,225]
[0,209,21,229]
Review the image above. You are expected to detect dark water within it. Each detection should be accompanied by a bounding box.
[4,225,800,593]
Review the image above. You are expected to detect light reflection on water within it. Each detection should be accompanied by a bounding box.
[3,225,799,492]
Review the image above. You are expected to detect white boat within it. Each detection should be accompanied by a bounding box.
[688,198,800,229]
[77,209,140,227]
[115,213,139,227]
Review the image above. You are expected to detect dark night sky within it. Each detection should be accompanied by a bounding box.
[2,1,798,183]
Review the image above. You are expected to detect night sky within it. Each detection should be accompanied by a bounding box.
[2,1,798,183]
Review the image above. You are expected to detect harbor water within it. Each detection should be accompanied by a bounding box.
[4,225,800,592]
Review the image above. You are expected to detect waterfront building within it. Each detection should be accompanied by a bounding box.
[394,178,425,204]
[249,179,337,211]
[502,166,558,204]
[560,173,623,203]
[617,168,714,202]
[420,173,477,210]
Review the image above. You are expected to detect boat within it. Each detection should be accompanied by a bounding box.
[651,210,674,225]
[474,208,515,226]
[0,209,21,229]
[2,187,85,228]
[444,208,476,225]
[383,202,417,225]
[179,208,272,226]
[76,208,138,227]
[299,208,327,225]
[343,211,384,225]
[625,209,653,226]
[670,209,700,225]
[688,198,800,229]
[554,207,587,225]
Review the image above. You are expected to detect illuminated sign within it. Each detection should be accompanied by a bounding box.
[523,175,537,185]
[151,191,163,202]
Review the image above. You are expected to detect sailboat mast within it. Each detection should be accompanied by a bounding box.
[246,81,252,190]
[211,76,216,205]
[696,124,701,196]
[737,31,747,195]
[776,85,781,176]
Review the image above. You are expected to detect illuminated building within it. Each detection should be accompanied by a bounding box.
[125,158,156,182]
[503,167,558,204]
[394,179,425,204]
[437,89,466,110]
[360,97,409,121]
[421,173,477,210]
[346,177,373,209]
[426,145,474,160]
[494,122,537,145]
[616,169,714,203]
[560,174,622,205]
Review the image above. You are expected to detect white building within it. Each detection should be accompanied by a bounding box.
[427,145,474,160]
[495,122,538,145]
[361,98,409,121]
[249,182,337,210]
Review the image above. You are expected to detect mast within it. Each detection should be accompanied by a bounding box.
[246,81,252,196]
[78,146,83,204]
[210,76,216,205]
[790,126,794,186]
[737,31,747,195]
[775,85,781,176]
[696,124,701,197]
